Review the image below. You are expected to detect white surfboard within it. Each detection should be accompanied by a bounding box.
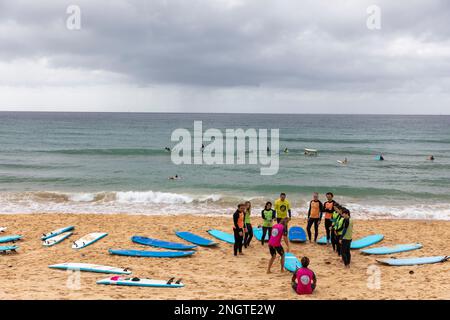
[49,263,131,274]
[41,226,74,240]
[72,232,108,249]
[97,276,184,287]
[0,227,6,233]
[43,232,73,247]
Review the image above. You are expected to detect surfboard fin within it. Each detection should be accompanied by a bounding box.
[167,277,175,285]
[175,278,182,284]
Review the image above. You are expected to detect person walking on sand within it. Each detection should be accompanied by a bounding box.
[274,193,291,223]
[323,192,338,245]
[267,218,289,273]
[261,201,276,245]
[306,192,323,243]
[291,256,317,295]
[243,201,254,248]
[340,209,353,268]
[233,203,246,256]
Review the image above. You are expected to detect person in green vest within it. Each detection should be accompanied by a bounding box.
[340,208,353,268]
[333,207,345,257]
[260,201,276,245]
[330,204,343,252]
[244,201,253,248]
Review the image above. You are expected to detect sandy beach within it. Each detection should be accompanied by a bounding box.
[0,213,449,300]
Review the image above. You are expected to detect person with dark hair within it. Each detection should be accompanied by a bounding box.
[330,204,343,252]
[232,203,246,256]
[267,218,289,273]
[306,192,323,242]
[334,207,346,256]
[291,256,317,295]
[261,201,276,245]
[340,209,353,268]
[274,193,291,223]
[243,201,253,248]
[323,192,338,245]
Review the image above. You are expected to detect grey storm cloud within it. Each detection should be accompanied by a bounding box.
[0,0,449,89]
[1,0,450,113]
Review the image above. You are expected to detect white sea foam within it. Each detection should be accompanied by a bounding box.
[0,191,449,220]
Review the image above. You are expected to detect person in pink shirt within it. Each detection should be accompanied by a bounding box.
[291,256,317,295]
[267,218,290,273]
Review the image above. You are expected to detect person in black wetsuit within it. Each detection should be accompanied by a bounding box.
[232,203,246,256]
[323,192,338,245]
[306,192,323,243]
[243,201,253,248]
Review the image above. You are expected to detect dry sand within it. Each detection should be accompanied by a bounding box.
[0,214,449,300]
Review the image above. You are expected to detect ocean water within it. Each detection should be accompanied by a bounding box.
[0,112,449,220]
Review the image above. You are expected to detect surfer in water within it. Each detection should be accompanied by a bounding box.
[427,155,435,161]
[261,201,276,245]
[233,203,246,256]
[243,201,253,248]
[164,147,171,152]
[291,256,317,295]
[168,174,181,180]
[283,147,289,153]
[267,218,289,273]
[340,209,353,268]
[306,192,323,243]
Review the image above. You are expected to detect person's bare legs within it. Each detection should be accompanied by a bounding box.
[267,255,276,273]
[280,255,285,272]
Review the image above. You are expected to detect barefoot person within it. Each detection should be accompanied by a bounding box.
[243,201,253,248]
[306,192,323,243]
[330,204,343,252]
[267,218,289,273]
[340,209,353,268]
[291,256,317,295]
[232,203,246,256]
[261,201,276,245]
[323,192,338,245]
[274,193,291,223]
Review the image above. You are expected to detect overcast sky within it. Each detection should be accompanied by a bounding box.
[1,0,450,114]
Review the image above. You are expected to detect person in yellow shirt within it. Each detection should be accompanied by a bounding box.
[274,193,292,223]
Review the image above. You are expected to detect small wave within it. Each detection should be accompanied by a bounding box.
[37,148,169,156]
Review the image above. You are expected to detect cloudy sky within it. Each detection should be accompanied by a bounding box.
[1,0,450,114]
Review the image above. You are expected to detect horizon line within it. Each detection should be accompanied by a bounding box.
[0,110,449,116]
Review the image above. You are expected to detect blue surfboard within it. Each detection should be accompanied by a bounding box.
[132,236,197,250]
[109,249,195,258]
[0,245,19,253]
[351,234,384,249]
[377,256,448,266]
[284,252,302,272]
[175,231,216,246]
[253,227,269,241]
[0,235,22,243]
[41,226,74,240]
[316,236,327,244]
[207,229,235,244]
[361,243,422,255]
[289,226,307,242]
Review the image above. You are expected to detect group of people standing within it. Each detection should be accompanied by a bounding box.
[231,191,354,295]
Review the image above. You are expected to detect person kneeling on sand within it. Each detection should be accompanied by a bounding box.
[291,257,317,295]
[267,218,289,273]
